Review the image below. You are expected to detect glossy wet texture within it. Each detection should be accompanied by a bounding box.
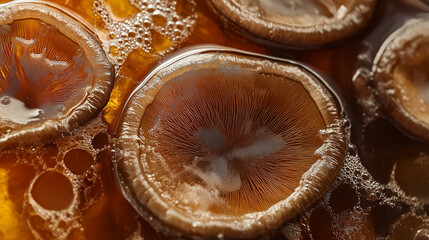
[114,49,348,238]
[236,0,356,26]
[0,0,428,239]
[140,71,325,215]
[372,17,429,141]
[207,0,376,46]
[0,19,91,125]
[0,3,114,150]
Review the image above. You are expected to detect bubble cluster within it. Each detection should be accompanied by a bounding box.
[93,0,197,66]
[0,115,110,239]
[280,152,429,239]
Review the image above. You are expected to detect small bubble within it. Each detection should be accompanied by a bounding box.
[143,19,151,28]
[175,21,184,30]
[147,4,155,12]
[152,11,167,27]
[109,45,118,56]
[173,29,182,36]
[31,171,74,210]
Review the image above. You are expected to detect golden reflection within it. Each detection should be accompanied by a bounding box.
[0,169,31,239]
[105,0,139,20]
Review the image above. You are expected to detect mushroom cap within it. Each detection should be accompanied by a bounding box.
[206,0,377,47]
[373,17,429,142]
[115,47,348,239]
[0,2,114,150]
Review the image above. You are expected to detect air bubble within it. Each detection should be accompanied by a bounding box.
[143,19,151,28]
[109,45,118,56]
[93,0,196,65]
[329,183,358,214]
[31,171,74,210]
[147,4,155,12]
[92,132,109,150]
[173,29,181,36]
[63,149,93,175]
[309,206,335,240]
[152,11,167,27]
[150,30,172,52]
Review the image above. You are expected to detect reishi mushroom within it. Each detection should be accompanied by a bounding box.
[0,2,114,150]
[373,17,429,142]
[206,0,377,47]
[115,47,348,239]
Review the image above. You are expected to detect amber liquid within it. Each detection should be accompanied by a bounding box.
[0,0,428,239]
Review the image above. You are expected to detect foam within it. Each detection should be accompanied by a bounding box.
[0,115,109,239]
[281,150,429,239]
[92,0,197,66]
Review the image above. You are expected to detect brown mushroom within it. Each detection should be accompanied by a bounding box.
[0,3,114,150]
[206,0,377,47]
[115,47,348,238]
[394,150,429,203]
[373,18,429,142]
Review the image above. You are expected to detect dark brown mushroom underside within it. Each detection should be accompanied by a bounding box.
[0,19,92,124]
[392,39,429,126]
[235,0,355,27]
[207,0,375,47]
[139,68,326,216]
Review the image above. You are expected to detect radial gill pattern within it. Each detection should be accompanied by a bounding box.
[115,47,348,239]
[0,3,114,150]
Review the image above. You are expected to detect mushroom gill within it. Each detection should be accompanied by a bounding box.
[373,17,429,142]
[115,47,348,239]
[0,3,114,150]
[206,0,377,47]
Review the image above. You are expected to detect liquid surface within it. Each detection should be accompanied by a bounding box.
[0,0,428,239]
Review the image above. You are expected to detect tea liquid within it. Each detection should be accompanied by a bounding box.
[0,0,428,239]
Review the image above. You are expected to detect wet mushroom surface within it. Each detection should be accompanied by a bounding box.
[0,0,428,239]
[0,3,114,150]
[373,17,429,142]
[115,48,348,239]
[206,0,377,47]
